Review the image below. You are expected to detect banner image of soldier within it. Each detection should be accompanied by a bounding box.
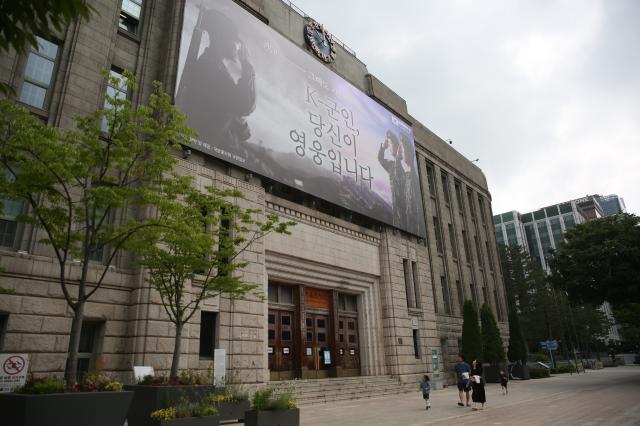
[175,0,426,238]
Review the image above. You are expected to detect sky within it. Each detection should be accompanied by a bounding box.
[292,0,640,215]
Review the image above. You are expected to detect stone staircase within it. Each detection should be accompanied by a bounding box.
[278,375,415,406]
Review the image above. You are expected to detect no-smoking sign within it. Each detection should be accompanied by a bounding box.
[3,355,26,375]
[0,353,29,392]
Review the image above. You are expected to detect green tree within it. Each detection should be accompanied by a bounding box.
[132,182,294,379]
[613,303,640,348]
[0,0,94,94]
[461,300,482,363]
[481,303,505,365]
[507,309,527,364]
[549,213,640,307]
[0,73,190,388]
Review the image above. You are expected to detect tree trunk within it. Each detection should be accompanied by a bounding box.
[170,322,183,380]
[64,299,85,389]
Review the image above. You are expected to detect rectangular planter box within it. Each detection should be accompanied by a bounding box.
[125,385,218,426]
[510,364,530,379]
[154,415,219,426]
[245,409,300,426]
[217,400,250,422]
[0,391,133,426]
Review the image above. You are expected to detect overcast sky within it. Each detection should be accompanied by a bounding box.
[292,0,640,215]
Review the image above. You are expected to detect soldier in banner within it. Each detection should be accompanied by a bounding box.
[400,132,426,237]
[378,131,409,229]
[176,6,256,157]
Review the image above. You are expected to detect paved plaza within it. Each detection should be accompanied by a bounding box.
[300,366,640,426]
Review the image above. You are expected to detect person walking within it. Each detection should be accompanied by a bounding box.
[499,369,508,395]
[418,375,431,410]
[470,359,486,410]
[454,355,471,407]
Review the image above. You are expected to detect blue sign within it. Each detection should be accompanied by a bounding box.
[540,340,558,350]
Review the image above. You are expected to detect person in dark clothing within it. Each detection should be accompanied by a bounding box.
[176,7,256,157]
[470,359,486,410]
[500,369,508,395]
[454,354,471,407]
[399,132,425,236]
[378,131,408,229]
[418,375,431,410]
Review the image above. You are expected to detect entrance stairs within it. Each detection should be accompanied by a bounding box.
[279,375,415,406]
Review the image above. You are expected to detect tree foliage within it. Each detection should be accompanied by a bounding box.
[0,0,93,55]
[131,180,295,378]
[507,309,527,364]
[461,300,482,363]
[0,72,190,387]
[549,213,640,307]
[481,303,505,365]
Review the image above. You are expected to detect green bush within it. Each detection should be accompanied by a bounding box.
[150,401,218,420]
[252,387,297,411]
[550,364,577,374]
[14,377,64,394]
[534,353,549,363]
[529,367,550,379]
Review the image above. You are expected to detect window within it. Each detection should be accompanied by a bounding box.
[440,276,451,314]
[494,289,504,322]
[455,181,464,214]
[482,286,490,305]
[474,236,483,266]
[268,284,295,305]
[119,0,143,34]
[19,36,59,109]
[411,261,420,308]
[339,293,357,312]
[448,224,457,258]
[537,221,553,256]
[425,163,436,196]
[441,172,450,204]
[0,314,7,351]
[101,67,130,132]
[549,217,563,244]
[505,223,518,246]
[456,280,464,312]
[433,217,443,254]
[477,195,487,225]
[563,214,575,230]
[462,230,471,262]
[485,241,494,271]
[199,311,217,358]
[77,321,103,380]
[469,281,477,305]
[403,259,416,308]
[412,329,420,359]
[467,190,476,219]
[0,171,22,248]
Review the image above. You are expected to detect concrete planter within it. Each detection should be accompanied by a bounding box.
[217,400,250,422]
[153,416,220,426]
[245,408,300,426]
[510,364,530,379]
[483,365,502,383]
[125,385,219,426]
[0,390,133,426]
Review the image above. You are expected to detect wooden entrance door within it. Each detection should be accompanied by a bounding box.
[337,316,360,374]
[303,313,331,379]
[268,309,295,380]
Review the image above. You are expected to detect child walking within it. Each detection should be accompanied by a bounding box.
[499,370,508,395]
[419,375,431,410]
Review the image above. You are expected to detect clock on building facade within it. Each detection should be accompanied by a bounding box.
[304,19,336,63]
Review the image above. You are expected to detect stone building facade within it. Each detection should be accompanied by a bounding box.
[0,0,507,388]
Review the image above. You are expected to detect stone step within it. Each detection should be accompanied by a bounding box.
[270,375,416,406]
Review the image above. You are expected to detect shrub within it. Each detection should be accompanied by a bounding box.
[534,353,549,363]
[481,303,506,365]
[206,392,249,404]
[252,387,297,411]
[550,364,577,374]
[461,300,482,363]
[529,367,550,379]
[14,376,64,394]
[75,371,123,392]
[138,370,210,386]
[150,401,218,420]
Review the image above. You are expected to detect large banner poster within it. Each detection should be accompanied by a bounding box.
[176,0,426,237]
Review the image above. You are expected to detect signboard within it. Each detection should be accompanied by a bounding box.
[323,350,331,365]
[540,340,558,351]
[305,288,330,310]
[0,353,29,393]
[213,348,226,387]
[306,347,313,356]
[176,0,426,237]
[133,366,154,383]
[431,350,440,372]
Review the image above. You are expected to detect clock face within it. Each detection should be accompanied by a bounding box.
[304,20,336,63]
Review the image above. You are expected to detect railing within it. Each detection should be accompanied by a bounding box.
[278,0,357,57]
